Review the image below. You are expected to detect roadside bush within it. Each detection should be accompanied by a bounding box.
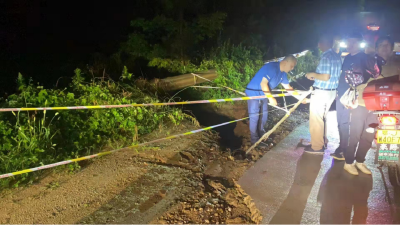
[148,42,263,99]
[197,42,264,99]
[0,68,190,187]
[291,51,320,81]
[148,42,319,99]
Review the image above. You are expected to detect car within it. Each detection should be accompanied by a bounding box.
[367,23,380,31]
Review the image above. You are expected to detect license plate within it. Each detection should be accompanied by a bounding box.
[377,130,400,144]
[377,143,400,162]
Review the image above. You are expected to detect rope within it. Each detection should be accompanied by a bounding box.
[191,73,290,113]
[0,92,302,112]
[287,72,307,90]
[191,73,246,96]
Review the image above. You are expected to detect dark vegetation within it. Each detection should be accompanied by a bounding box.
[0,69,194,187]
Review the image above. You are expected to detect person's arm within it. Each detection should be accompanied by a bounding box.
[260,77,278,106]
[306,56,331,81]
[281,83,310,104]
[305,72,330,81]
[281,83,300,100]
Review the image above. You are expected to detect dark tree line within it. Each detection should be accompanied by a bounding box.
[1,0,400,95]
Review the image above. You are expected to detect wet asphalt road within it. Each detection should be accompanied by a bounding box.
[239,111,400,224]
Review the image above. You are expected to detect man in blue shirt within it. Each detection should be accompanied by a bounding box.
[304,34,342,154]
[245,55,298,146]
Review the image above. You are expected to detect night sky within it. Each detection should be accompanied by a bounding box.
[1,0,399,94]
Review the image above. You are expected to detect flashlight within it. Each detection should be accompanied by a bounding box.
[360,42,366,48]
[340,42,347,48]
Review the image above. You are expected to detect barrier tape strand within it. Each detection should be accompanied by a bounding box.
[0,113,261,179]
[190,73,303,113]
[0,92,301,112]
[191,73,246,96]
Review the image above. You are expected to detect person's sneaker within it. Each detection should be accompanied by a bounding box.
[355,162,372,175]
[304,146,325,155]
[330,152,345,161]
[333,147,341,153]
[344,163,359,175]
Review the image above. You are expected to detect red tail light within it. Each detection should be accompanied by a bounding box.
[367,25,380,31]
[380,116,398,125]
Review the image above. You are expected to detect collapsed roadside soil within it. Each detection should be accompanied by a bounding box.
[0,102,308,224]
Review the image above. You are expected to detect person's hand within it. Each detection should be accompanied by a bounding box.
[268,97,278,106]
[301,98,310,104]
[306,73,315,80]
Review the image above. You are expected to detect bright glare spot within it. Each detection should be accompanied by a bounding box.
[380,116,397,125]
[360,42,366,48]
[366,128,375,133]
[340,42,347,48]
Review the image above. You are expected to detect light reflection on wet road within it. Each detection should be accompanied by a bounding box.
[239,111,400,224]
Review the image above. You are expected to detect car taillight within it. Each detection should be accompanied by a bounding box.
[380,116,398,125]
[367,26,380,31]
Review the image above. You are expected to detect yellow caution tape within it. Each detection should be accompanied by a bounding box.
[0,92,300,112]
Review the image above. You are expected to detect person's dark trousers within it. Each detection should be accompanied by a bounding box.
[345,106,377,164]
[248,99,269,144]
[336,96,351,154]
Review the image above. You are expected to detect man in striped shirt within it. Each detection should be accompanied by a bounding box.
[304,34,342,154]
